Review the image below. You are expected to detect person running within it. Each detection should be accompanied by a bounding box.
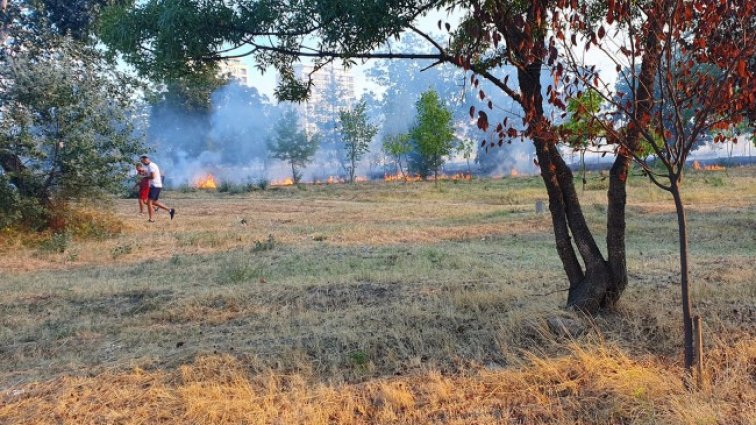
[139,155,175,222]
[134,163,150,214]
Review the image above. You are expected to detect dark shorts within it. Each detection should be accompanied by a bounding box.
[148,187,161,201]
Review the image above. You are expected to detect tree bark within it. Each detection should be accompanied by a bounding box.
[534,139,585,288]
[548,143,613,312]
[671,180,694,370]
[604,3,663,307]
[519,57,614,313]
[605,154,632,305]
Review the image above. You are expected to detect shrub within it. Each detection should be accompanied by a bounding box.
[111,244,133,260]
[253,234,276,252]
[0,41,144,232]
[256,179,269,191]
[39,232,70,253]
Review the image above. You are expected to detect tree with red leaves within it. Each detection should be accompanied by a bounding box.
[552,0,755,370]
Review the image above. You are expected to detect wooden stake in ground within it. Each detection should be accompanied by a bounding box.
[694,315,705,390]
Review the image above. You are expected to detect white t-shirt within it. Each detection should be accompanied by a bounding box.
[147,162,162,188]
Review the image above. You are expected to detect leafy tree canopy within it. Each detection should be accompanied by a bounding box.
[339,100,378,183]
[0,40,145,228]
[268,109,318,183]
[410,90,455,180]
[98,0,443,100]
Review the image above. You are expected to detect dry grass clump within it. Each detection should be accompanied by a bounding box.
[2,340,753,425]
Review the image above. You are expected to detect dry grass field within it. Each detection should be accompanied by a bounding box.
[1,169,754,424]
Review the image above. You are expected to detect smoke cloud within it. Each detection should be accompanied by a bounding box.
[144,59,549,187]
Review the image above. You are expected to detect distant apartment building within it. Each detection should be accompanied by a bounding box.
[292,62,356,137]
[219,58,250,86]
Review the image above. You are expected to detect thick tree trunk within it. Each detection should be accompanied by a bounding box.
[671,181,694,370]
[549,144,613,311]
[605,154,632,306]
[520,59,615,313]
[549,143,605,265]
[534,139,585,288]
[604,6,662,307]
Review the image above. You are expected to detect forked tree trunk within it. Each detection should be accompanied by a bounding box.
[519,61,617,314]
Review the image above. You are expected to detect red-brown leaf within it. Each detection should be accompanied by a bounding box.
[737,60,748,78]
[477,111,489,131]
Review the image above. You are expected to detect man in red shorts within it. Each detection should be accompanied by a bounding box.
[140,155,176,222]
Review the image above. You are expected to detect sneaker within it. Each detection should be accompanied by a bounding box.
[169,208,175,220]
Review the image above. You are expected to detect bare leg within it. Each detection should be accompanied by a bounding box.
[139,198,145,213]
[147,199,155,221]
[151,200,171,212]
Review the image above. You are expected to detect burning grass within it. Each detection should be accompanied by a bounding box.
[0,168,754,423]
[691,161,727,172]
[193,173,218,190]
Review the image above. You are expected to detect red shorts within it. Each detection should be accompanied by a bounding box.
[139,186,150,201]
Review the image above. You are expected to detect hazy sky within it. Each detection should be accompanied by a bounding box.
[233,8,619,101]
[238,9,461,99]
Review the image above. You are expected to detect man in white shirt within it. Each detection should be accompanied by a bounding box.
[140,155,176,222]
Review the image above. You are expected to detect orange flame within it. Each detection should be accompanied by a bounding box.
[692,161,725,171]
[193,174,217,189]
[384,173,422,182]
[510,169,520,177]
[312,176,345,184]
[271,177,295,186]
[446,172,472,181]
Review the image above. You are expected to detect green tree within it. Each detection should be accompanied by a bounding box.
[458,138,475,177]
[338,100,377,183]
[0,41,145,229]
[410,90,455,182]
[268,109,318,184]
[382,133,412,178]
